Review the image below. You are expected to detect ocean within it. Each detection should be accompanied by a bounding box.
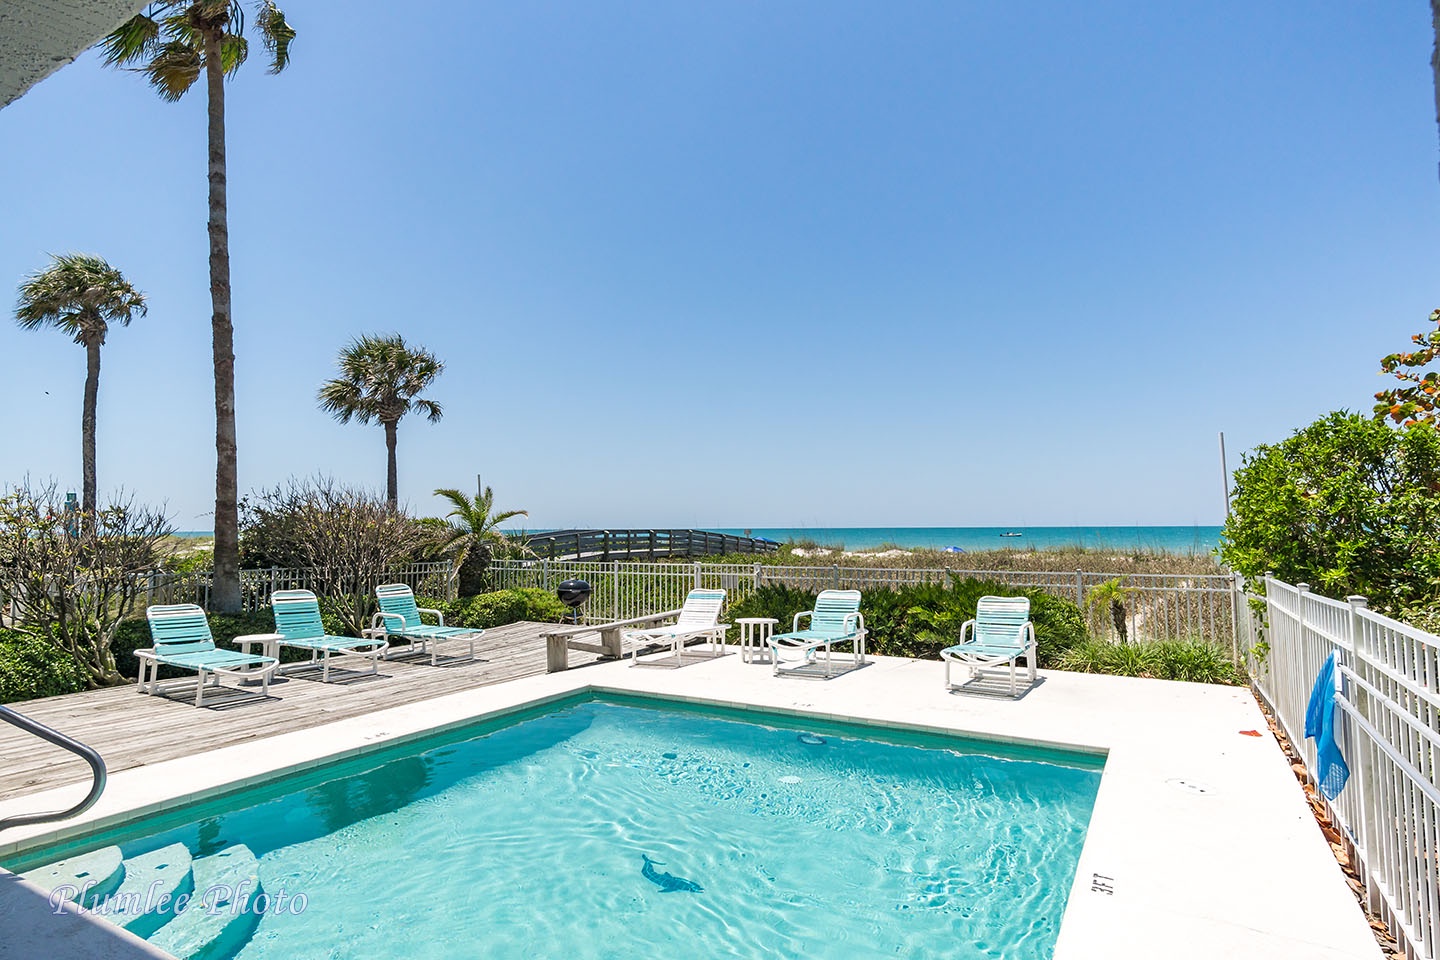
[175,525,1224,555]
[716,526,1223,555]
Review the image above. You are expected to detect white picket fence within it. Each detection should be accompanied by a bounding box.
[139,561,456,612]
[486,559,1238,644]
[1242,576,1440,960]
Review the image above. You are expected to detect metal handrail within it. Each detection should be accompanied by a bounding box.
[0,704,107,833]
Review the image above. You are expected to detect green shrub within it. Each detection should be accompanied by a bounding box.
[422,588,568,630]
[1057,638,1243,685]
[1221,411,1440,614]
[0,629,87,703]
[726,580,1087,667]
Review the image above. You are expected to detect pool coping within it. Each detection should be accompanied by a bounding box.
[0,653,1384,960]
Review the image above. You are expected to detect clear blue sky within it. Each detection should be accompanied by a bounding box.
[1,1,1436,531]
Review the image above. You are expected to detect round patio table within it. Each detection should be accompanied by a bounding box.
[735,617,778,664]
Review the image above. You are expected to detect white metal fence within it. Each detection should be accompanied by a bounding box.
[1242,576,1440,960]
[487,559,1237,644]
[139,561,456,612]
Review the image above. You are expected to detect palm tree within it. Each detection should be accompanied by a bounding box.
[100,1,296,612]
[15,254,147,517]
[433,480,529,596]
[318,334,445,509]
[1086,577,1136,644]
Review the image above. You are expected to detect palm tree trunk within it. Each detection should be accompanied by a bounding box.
[204,24,241,613]
[1433,0,1440,181]
[81,337,100,518]
[384,420,399,510]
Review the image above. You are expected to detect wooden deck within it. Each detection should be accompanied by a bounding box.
[0,621,607,804]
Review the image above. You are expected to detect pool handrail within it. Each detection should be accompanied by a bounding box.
[0,704,107,834]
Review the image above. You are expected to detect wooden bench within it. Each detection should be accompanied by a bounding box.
[541,610,684,672]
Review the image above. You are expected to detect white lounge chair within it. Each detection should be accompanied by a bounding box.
[940,595,1037,696]
[623,589,728,666]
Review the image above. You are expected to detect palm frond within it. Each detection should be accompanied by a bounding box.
[219,32,249,76]
[432,487,473,518]
[99,14,161,67]
[255,0,296,74]
[145,41,202,101]
[317,379,370,424]
[488,509,529,527]
[413,398,444,423]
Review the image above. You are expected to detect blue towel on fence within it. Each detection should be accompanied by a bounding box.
[1304,651,1350,800]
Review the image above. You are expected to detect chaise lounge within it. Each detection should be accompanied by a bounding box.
[939,595,1037,697]
[769,589,867,678]
[138,604,279,707]
[622,588,729,666]
[370,583,482,666]
[271,589,390,682]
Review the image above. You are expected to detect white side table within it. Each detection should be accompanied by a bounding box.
[234,633,284,682]
[735,618,778,664]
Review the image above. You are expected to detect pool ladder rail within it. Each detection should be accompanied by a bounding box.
[0,703,107,833]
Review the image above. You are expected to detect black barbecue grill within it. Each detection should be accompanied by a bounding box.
[557,579,592,624]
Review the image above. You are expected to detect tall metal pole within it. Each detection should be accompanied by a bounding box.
[1219,431,1232,518]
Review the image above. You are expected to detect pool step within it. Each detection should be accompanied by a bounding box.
[147,844,262,960]
[102,842,194,939]
[20,844,125,908]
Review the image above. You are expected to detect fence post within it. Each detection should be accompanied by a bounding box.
[1075,569,1083,608]
[612,561,620,621]
[833,564,841,588]
[1342,593,1378,912]
[1296,582,1309,658]
[542,558,550,590]
[1230,571,1243,662]
[449,559,459,601]
[694,561,702,590]
[753,563,761,589]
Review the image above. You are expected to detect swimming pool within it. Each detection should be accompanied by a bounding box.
[8,694,1103,959]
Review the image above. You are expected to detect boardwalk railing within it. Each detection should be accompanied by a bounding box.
[487,559,1236,644]
[521,529,779,561]
[1241,575,1439,960]
[140,561,456,612]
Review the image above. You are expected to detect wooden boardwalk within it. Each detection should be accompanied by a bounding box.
[0,621,605,804]
[525,528,779,561]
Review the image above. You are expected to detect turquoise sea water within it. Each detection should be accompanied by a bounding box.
[177,525,1221,553]
[720,526,1223,554]
[14,697,1102,959]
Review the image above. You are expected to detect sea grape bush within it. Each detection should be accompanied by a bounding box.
[1220,412,1440,617]
[1375,309,1440,428]
[422,588,568,629]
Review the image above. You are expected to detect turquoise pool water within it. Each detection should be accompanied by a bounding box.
[11,696,1103,959]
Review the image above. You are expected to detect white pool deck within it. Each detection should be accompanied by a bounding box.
[0,652,1383,960]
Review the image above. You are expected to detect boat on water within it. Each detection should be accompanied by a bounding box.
[1000,532,1023,537]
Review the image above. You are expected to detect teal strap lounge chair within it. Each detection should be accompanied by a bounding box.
[768,589,866,678]
[370,583,482,666]
[139,604,278,707]
[622,589,729,666]
[271,589,389,682]
[940,595,1037,697]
